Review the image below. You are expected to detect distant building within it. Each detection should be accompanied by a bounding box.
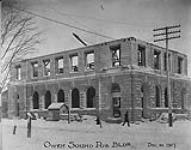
[2,37,191,122]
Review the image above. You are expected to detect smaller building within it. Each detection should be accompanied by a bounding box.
[47,103,67,121]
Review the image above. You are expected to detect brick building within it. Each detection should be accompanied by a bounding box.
[3,37,191,122]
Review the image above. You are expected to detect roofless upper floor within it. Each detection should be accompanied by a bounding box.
[11,37,188,82]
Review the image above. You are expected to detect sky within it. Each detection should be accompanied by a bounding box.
[19,0,191,76]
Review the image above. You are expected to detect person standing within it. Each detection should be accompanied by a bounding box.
[27,112,32,138]
[122,110,130,127]
[96,115,102,128]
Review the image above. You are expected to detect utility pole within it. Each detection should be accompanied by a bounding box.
[153,25,181,127]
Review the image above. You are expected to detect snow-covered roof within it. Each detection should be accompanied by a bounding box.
[48,103,67,110]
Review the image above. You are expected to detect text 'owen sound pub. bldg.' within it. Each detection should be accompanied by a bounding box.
[3,37,191,122]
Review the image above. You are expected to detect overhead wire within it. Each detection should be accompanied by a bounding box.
[45,6,153,35]
[13,7,115,40]
[47,7,96,45]
[46,5,153,44]
[45,7,152,27]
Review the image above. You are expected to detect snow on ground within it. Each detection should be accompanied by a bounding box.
[1,116,191,150]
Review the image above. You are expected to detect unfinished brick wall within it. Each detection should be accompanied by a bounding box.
[6,37,191,122]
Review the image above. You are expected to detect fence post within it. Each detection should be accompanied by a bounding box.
[27,113,32,138]
[13,125,17,135]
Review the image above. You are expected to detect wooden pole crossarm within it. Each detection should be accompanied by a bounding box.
[167,35,181,41]
[154,35,180,42]
[154,38,167,42]
[153,24,180,31]
[154,30,181,37]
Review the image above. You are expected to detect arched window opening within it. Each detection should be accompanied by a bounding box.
[16,94,20,117]
[155,86,160,107]
[72,88,80,108]
[33,92,39,109]
[141,84,149,118]
[181,88,186,109]
[164,88,168,108]
[141,86,144,110]
[86,87,96,108]
[45,91,51,109]
[57,89,65,103]
[111,83,121,118]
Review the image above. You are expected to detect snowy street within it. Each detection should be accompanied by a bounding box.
[1,116,191,150]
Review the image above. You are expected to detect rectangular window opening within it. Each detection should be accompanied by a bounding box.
[154,50,160,70]
[178,57,183,74]
[43,59,50,76]
[164,53,171,71]
[137,45,146,66]
[56,57,64,74]
[31,62,38,78]
[16,65,21,80]
[110,45,121,67]
[85,51,95,70]
[70,54,78,72]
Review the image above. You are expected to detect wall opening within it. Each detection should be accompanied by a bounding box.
[55,57,64,74]
[141,86,144,117]
[110,45,121,67]
[111,83,120,93]
[16,94,20,117]
[31,62,38,78]
[70,54,79,72]
[154,50,161,70]
[111,83,121,118]
[137,45,146,66]
[177,57,183,74]
[164,88,168,108]
[86,87,96,108]
[155,86,160,107]
[33,92,39,109]
[15,65,21,80]
[57,89,65,103]
[45,91,51,109]
[43,59,50,76]
[164,53,171,71]
[85,51,95,70]
[181,88,186,109]
[72,88,80,108]
[141,83,149,118]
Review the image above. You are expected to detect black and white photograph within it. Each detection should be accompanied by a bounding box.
[0,0,191,150]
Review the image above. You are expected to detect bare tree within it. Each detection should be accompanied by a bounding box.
[1,0,41,90]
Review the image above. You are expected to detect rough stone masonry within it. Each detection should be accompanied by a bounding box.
[2,37,191,122]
